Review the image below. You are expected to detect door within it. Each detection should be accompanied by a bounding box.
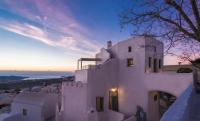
[148,91,160,121]
[109,89,118,111]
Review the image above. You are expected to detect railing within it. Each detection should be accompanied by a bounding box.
[79,65,97,70]
[78,58,115,70]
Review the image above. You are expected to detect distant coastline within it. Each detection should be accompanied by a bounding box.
[0,71,73,81]
[0,76,74,90]
[0,76,28,83]
[0,71,74,90]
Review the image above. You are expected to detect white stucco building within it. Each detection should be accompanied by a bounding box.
[0,92,58,121]
[56,36,193,121]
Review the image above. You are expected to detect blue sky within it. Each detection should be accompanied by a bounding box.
[0,0,177,71]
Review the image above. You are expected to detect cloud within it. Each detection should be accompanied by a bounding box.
[0,20,98,55]
[0,0,102,56]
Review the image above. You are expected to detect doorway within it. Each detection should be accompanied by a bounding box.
[148,91,176,121]
[109,89,118,111]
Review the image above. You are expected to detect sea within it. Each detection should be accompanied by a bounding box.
[0,71,74,80]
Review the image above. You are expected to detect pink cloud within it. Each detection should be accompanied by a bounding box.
[0,0,102,56]
[0,20,98,56]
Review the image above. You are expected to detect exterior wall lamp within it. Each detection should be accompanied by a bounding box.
[110,88,118,92]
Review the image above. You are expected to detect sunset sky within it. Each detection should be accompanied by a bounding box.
[0,0,178,71]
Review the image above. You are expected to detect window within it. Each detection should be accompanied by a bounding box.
[96,97,104,112]
[148,57,152,68]
[22,109,27,116]
[159,59,162,69]
[127,58,134,67]
[153,59,158,72]
[154,95,158,101]
[128,46,132,52]
[154,46,157,52]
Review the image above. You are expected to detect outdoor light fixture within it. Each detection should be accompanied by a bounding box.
[110,88,118,92]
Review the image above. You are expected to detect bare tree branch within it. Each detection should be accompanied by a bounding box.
[165,0,199,37]
[120,0,200,66]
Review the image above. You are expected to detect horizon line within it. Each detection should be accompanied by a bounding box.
[0,70,74,72]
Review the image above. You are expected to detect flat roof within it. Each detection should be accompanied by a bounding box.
[13,92,48,106]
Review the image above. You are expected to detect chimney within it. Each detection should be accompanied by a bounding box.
[107,40,112,49]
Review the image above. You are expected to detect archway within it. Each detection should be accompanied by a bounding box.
[148,91,176,121]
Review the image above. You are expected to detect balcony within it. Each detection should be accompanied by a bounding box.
[77,58,101,70]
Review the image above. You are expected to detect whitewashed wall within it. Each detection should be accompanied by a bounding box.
[1,114,23,121]
[144,73,193,97]
[42,94,58,120]
[60,36,193,121]
[111,37,147,116]
[61,82,88,121]
[11,102,43,121]
[87,59,119,121]
[75,69,88,83]
[96,48,110,65]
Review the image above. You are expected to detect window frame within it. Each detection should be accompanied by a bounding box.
[22,108,27,116]
[127,58,134,67]
[154,46,157,52]
[128,46,132,52]
[159,59,162,69]
[96,96,104,112]
[109,90,119,111]
[148,57,152,68]
[154,95,158,101]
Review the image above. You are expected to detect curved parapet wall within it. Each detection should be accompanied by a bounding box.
[0,113,23,121]
[144,73,193,97]
[160,85,193,121]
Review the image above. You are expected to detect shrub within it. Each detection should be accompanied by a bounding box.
[177,68,193,73]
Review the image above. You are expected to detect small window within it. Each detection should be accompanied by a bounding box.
[154,95,158,101]
[22,109,27,116]
[153,59,158,73]
[127,58,134,67]
[128,46,132,52]
[154,47,156,52]
[148,57,152,68]
[159,59,162,69]
[96,97,104,112]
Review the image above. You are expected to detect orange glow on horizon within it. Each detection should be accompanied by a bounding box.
[0,66,75,72]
